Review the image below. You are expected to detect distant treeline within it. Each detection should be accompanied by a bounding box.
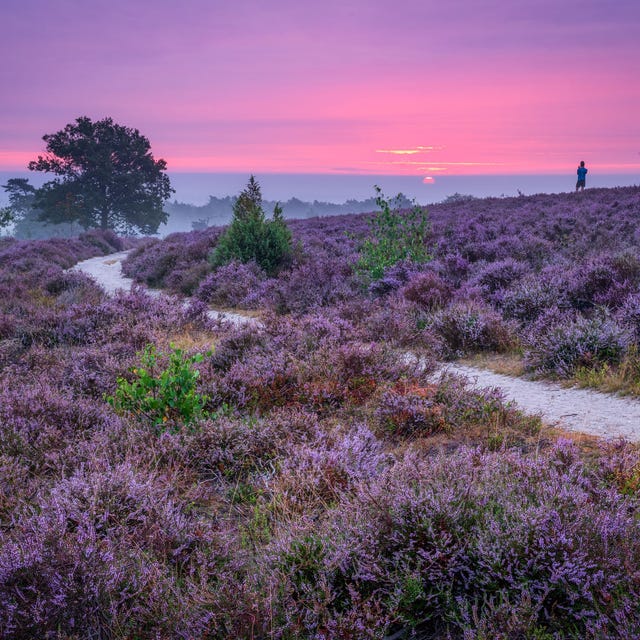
[162,194,415,235]
[0,192,415,239]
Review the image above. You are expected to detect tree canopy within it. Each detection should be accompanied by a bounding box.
[28,116,173,234]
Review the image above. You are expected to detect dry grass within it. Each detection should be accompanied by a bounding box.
[572,353,640,398]
[459,352,527,377]
[461,349,640,400]
[213,306,263,319]
[156,328,218,352]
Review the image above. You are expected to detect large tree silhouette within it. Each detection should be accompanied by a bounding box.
[28,116,173,234]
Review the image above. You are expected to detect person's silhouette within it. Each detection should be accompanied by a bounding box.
[576,161,588,191]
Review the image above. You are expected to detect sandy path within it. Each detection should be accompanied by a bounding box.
[71,250,251,327]
[73,251,640,442]
[70,251,138,296]
[440,364,640,442]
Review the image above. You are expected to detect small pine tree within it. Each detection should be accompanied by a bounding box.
[210,176,292,276]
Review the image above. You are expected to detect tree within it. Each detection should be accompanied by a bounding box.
[356,186,432,281]
[2,177,83,239]
[209,175,293,276]
[0,207,13,230]
[3,178,36,215]
[1,178,36,233]
[28,116,173,234]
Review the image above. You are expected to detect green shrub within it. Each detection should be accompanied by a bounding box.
[107,343,209,431]
[357,186,431,281]
[209,175,292,276]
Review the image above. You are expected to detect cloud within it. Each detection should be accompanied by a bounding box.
[375,146,444,155]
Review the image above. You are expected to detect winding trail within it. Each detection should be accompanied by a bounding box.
[73,251,640,442]
[71,250,137,296]
[72,250,250,326]
[440,364,640,442]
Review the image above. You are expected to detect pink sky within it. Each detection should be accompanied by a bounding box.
[2,0,639,177]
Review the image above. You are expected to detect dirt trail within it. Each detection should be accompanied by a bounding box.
[440,363,640,442]
[71,251,137,296]
[74,251,640,442]
[72,250,250,326]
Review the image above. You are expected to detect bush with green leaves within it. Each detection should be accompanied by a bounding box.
[357,186,432,281]
[107,343,209,431]
[209,175,292,276]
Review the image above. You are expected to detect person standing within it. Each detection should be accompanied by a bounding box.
[576,161,588,191]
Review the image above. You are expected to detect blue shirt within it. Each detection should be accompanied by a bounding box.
[577,166,588,180]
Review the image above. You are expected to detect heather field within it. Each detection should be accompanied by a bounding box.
[125,185,640,388]
[3,187,640,638]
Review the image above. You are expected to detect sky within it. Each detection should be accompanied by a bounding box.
[2,0,640,183]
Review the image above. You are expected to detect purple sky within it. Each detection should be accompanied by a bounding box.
[2,0,639,178]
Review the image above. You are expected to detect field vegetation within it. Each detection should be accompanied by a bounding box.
[2,185,640,638]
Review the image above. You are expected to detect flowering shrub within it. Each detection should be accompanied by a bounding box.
[435,252,470,286]
[3,188,640,637]
[524,311,630,376]
[273,423,390,513]
[566,257,630,311]
[122,186,640,370]
[270,254,358,314]
[366,259,426,297]
[264,442,640,638]
[352,295,443,352]
[0,461,238,638]
[500,273,566,323]
[195,259,266,308]
[121,227,220,293]
[431,301,516,358]
[617,292,640,343]
[401,270,452,310]
[210,323,407,413]
[375,382,447,436]
[468,257,528,296]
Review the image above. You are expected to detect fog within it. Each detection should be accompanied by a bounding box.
[167,172,640,207]
[2,171,638,238]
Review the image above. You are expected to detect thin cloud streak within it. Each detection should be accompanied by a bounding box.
[375,146,445,155]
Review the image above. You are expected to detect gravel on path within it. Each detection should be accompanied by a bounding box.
[74,251,640,442]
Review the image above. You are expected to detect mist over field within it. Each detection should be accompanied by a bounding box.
[3,171,638,238]
[166,172,640,206]
[3,171,638,208]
